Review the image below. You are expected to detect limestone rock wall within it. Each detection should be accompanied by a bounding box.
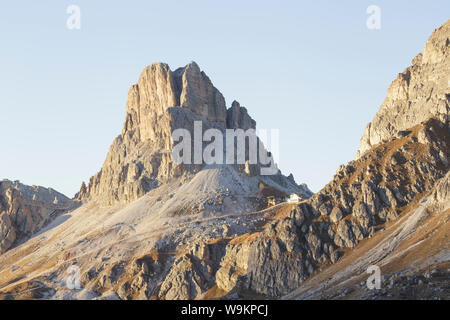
[0,180,70,254]
[358,19,449,157]
[216,117,449,297]
[77,61,309,205]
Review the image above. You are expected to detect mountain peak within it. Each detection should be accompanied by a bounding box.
[422,19,450,64]
[79,62,309,205]
[357,19,449,158]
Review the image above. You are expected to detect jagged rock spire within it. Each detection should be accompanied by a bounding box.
[79,62,261,205]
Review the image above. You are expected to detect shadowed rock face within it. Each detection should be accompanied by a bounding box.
[358,19,449,158]
[175,62,228,127]
[70,21,448,299]
[210,21,450,298]
[202,22,450,298]
[122,61,228,146]
[221,118,448,297]
[0,180,70,254]
[99,114,447,300]
[226,101,256,130]
[77,61,310,205]
[94,123,446,300]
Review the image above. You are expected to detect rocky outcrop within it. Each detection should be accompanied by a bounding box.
[157,255,213,300]
[175,62,228,127]
[226,101,256,130]
[2,20,447,302]
[0,180,70,254]
[212,21,450,297]
[358,19,449,158]
[1,179,69,204]
[0,212,16,255]
[70,21,449,299]
[78,61,309,205]
[214,117,449,297]
[426,170,450,210]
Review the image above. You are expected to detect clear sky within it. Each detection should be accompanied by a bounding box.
[0,1,448,197]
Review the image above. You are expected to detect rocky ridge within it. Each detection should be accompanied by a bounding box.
[212,117,448,298]
[358,20,449,157]
[0,180,71,254]
[0,21,448,301]
[71,115,448,299]
[54,118,446,301]
[77,61,309,205]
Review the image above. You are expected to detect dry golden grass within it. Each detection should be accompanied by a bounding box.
[197,284,228,300]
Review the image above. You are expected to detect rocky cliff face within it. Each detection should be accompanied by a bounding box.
[144,21,450,299]
[358,19,449,158]
[0,180,71,254]
[78,61,310,205]
[213,21,450,298]
[68,118,446,300]
[214,117,448,297]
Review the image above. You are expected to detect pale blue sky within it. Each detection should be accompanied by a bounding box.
[0,1,448,197]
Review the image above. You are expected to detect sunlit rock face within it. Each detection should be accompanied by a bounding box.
[358,19,449,158]
[0,180,70,254]
[77,61,310,205]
